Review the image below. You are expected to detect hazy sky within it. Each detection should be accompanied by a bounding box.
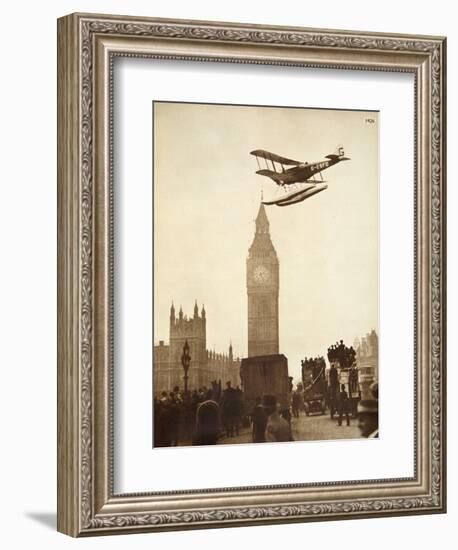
[153,102,378,380]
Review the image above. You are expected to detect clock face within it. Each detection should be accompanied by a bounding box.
[253,265,270,283]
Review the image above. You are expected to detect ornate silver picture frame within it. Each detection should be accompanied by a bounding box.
[57,13,446,536]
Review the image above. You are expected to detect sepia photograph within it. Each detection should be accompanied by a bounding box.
[152,101,379,448]
[55,12,446,536]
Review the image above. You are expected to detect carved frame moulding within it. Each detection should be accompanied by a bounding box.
[57,12,446,536]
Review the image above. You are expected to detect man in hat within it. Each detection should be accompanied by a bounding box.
[263,395,293,442]
[357,394,378,438]
[192,400,221,446]
[337,383,351,427]
[221,381,238,437]
[251,396,267,443]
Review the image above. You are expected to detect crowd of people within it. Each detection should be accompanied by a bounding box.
[153,381,295,446]
[301,356,327,383]
[327,339,357,369]
[153,381,244,447]
[154,350,379,446]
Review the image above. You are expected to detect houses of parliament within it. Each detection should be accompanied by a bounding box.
[153,203,280,394]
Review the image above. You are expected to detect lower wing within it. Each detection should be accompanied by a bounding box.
[255,169,284,185]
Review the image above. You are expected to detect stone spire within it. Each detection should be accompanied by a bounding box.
[255,202,270,234]
[194,300,199,318]
[248,202,277,259]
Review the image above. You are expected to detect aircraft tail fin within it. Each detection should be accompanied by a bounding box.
[325,145,350,161]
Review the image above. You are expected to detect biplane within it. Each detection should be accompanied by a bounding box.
[250,146,350,206]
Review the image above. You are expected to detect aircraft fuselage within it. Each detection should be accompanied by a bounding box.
[279,157,343,185]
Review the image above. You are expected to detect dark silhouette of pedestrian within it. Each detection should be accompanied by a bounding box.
[337,384,350,426]
[251,397,267,443]
[263,395,293,442]
[358,382,379,438]
[221,381,238,437]
[192,400,221,445]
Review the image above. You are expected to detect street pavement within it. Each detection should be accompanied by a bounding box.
[292,411,361,441]
[219,411,361,445]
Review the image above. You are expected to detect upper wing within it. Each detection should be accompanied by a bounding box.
[250,149,300,166]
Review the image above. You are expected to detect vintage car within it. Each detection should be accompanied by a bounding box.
[303,393,326,416]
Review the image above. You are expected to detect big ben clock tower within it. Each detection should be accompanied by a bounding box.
[246,203,279,357]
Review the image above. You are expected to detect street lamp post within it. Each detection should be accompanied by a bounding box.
[181,340,191,395]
